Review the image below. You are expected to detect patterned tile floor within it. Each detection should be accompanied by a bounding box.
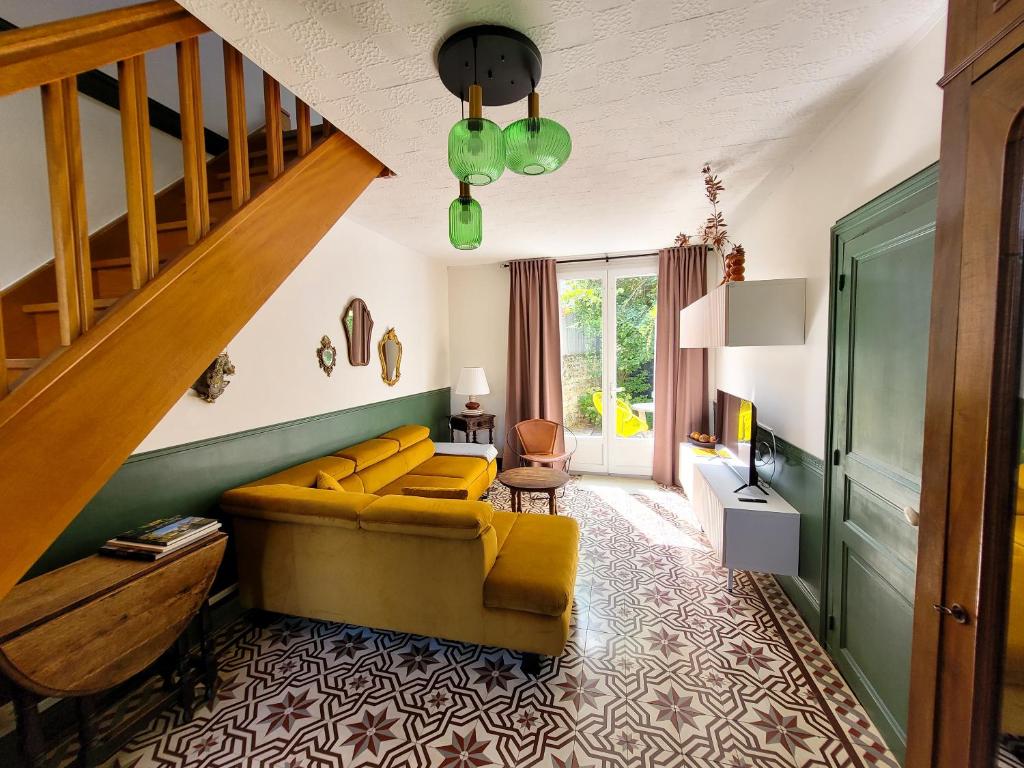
[94,476,896,768]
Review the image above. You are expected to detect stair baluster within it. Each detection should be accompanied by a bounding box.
[175,36,209,245]
[40,76,93,343]
[296,100,311,157]
[263,73,284,180]
[118,54,159,288]
[222,42,250,210]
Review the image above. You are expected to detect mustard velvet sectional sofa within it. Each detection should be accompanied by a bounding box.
[221,424,580,662]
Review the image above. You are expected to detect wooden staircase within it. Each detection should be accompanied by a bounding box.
[1,121,334,377]
[0,1,387,600]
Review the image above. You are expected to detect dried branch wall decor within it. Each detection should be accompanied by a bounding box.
[191,353,235,403]
[675,164,746,284]
[317,335,337,377]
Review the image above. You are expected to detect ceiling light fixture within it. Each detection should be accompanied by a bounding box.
[448,82,505,186]
[504,90,571,175]
[438,25,571,249]
[449,181,482,249]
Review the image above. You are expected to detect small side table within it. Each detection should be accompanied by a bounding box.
[498,467,571,515]
[450,413,495,444]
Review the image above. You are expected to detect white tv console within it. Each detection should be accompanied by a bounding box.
[678,444,799,592]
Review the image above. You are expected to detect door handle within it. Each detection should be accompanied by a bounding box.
[902,506,920,527]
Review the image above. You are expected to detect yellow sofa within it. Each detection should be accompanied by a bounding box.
[221,424,580,661]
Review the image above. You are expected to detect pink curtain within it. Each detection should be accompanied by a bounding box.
[653,245,709,486]
[503,258,564,467]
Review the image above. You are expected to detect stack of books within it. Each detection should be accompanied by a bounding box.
[99,515,222,561]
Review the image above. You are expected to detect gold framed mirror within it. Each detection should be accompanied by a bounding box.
[317,335,337,377]
[342,298,373,366]
[378,328,402,386]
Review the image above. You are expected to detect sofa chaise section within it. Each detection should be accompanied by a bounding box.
[221,425,577,659]
[223,489,579,657]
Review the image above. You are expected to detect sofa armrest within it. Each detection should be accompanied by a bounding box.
[221,484,377,528]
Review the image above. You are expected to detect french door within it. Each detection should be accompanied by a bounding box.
[557,258,658,476]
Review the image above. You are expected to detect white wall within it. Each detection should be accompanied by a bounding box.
[447,264,509,449]
[137,217,451,452]
[0,90,184,289]
[714,17,946,459]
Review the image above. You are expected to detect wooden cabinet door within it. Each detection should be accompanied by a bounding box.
[826,167,938,761]
[907,45,1024,768]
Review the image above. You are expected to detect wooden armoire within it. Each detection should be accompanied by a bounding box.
[907,3,1024,767]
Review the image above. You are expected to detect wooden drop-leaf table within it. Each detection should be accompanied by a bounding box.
[0,533,227,767]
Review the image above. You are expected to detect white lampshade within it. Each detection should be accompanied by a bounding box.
[455,366,490,395]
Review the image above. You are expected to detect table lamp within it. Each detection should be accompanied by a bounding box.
[456,367,489,415]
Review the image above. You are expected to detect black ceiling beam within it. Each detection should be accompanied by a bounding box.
[0,16,229,156]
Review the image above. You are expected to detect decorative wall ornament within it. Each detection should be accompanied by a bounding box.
[378,328,402,387]
[191,353,235,403]
[675,164,746,284]
[342,298,374,366]
[317,336,337,377]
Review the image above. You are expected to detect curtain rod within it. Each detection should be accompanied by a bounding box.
[500,252,662,268]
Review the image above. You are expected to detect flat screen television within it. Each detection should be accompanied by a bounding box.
[715,389,759,491]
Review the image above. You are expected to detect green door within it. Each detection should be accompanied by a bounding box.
[826,165,938,762]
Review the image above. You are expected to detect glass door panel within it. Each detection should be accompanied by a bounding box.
[559,273,606,472]
[995,118,1024,767]
[558,260,658,476]
[609,270,658,474]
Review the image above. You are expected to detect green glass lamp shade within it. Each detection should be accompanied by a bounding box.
[504,116,571,175]
[448,117,505,186]
[449,192,482,250]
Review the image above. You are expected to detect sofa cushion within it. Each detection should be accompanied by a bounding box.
[402,486,470,500]
[376,474,468,497]
[357,439,436,494]
[484,513,579,617]
[380,424,430,450]
[413,454,489,480]
[360,495,494,540]
[221,485,376,528]
[491,510,518,552]
[316,471,344,491]
[335,438,399,470]
[243,456,358,489]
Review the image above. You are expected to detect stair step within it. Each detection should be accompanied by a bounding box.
[249,143,301,159]
[208,189,232,201]
[216,167,268,181]
[23,297,118,315]
[92,256,171,271]
[5,358,39,370]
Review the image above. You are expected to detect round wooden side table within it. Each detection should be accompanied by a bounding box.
[497,467,571,515]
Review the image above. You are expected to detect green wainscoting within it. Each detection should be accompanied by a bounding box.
[755,428,826,636]
[27,387,452,580]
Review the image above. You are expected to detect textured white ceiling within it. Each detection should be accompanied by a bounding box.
[175,0,944,264]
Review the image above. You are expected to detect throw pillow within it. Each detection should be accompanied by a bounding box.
[316,471,344,491]
[401,486,469,500]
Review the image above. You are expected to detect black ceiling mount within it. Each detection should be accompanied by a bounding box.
[437,25,542,107]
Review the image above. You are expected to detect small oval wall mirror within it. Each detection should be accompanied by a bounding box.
[378,328,402,386]
[342,298,373,366]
